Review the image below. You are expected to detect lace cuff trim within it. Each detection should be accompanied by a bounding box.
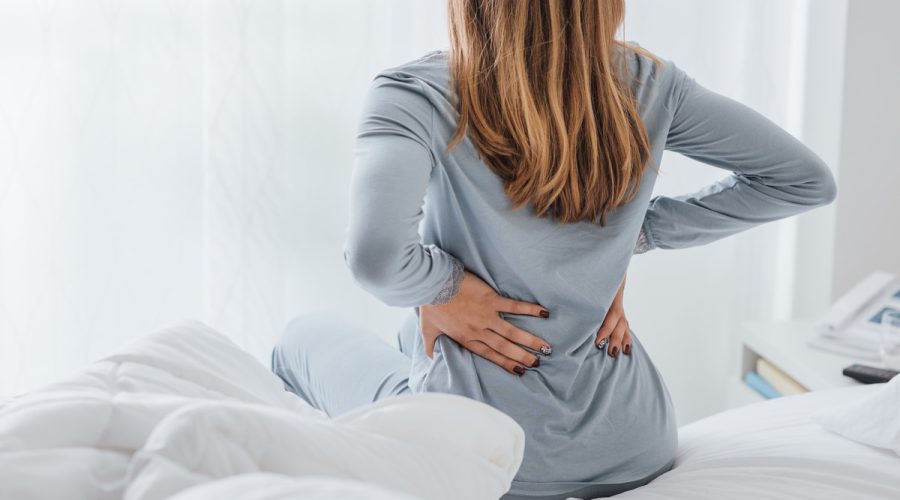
[430,258,465,305]
[634,226,653,255]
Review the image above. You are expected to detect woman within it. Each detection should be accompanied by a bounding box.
[272,1,837,498]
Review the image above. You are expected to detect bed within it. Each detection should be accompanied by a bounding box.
[0,322,897,500]
[615,382,899,500]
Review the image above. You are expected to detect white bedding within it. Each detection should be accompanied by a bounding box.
[1,321,898,500]
[0,321,524,500]
[615,383,900,500]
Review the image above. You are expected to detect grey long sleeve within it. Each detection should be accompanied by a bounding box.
[343,75,462,307]
[638,63,837,252]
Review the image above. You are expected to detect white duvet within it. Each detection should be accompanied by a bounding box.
[0,321,524,500]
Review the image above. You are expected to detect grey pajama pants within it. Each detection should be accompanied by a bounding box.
[271,311,416,418]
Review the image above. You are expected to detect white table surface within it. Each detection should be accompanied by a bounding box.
[740,319,872,391]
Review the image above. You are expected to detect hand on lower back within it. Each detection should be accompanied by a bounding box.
[594,274,633,357]
[418,270,552,376]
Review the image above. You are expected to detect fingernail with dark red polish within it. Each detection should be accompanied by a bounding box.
[539,309,550,318]
[624,344,631,355]
[531,357,540,368]
[513,366,525,376]
[610,346,619,357]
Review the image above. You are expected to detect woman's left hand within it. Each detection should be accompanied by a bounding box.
[595,275,632,357]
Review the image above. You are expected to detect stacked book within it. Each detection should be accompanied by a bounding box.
[743,357,809,399]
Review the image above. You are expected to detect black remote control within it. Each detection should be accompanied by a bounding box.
[842,364,899,384]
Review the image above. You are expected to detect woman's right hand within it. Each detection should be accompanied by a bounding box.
[419,271,553,376]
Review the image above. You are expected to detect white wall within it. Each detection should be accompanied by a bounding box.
[0,1,207,392]
[831,0,900,297]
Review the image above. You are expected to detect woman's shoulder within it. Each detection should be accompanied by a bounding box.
[357,51,452,146]
[618,42,669,84]
[379,49,448,73]
[618,41,690,114]
[372,50,450,89]
[361,50,453,131]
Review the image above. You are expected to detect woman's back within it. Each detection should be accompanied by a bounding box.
[350,47,680,497]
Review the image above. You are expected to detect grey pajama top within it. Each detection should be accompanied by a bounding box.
[343,47,836,497]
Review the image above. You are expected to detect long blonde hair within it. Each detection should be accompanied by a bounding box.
[447,0,659,225]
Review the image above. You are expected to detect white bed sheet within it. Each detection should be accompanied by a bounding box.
[612,383,900,500]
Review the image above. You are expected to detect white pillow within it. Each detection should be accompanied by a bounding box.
[812,375,900,455]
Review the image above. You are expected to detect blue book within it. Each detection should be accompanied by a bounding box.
[744,371,782,399]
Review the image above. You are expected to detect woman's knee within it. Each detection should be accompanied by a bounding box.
[273,311,370,359]
[280,312,329,347]
[272,312,333,373]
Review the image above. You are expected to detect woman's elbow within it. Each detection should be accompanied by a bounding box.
[792,155,837,207]
[809,158,838,206]
[343,235,410,295]
[343,246,420,307]
[344,247,392,291]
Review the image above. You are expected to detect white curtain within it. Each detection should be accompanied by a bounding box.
[0,0,842,423]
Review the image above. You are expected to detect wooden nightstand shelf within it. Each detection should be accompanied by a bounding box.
[727,319,871,408]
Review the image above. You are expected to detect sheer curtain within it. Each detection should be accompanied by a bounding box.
[0,0,843,423]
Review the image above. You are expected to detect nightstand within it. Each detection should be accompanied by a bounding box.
[727,319,871,408]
